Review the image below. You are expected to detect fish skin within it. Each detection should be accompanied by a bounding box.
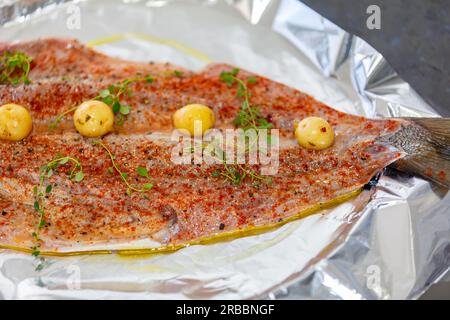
[0,39,405,251]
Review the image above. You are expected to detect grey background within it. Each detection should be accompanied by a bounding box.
[297,0,450,299]
[300,0,450,117]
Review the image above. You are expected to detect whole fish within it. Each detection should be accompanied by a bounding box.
[0,39,448,254]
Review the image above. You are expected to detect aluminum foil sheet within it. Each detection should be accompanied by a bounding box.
[0,0,448,300]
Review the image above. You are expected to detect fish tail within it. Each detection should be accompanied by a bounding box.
[385,118,450,188]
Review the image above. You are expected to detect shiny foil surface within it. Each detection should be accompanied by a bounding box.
[0,0,448,299]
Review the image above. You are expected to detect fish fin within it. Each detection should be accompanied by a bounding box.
[386,118,450,188]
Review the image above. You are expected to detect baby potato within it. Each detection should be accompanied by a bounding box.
[0,104,33,141]
[73,100,114,137]
[173,104,215,136]
[295,116,335,150]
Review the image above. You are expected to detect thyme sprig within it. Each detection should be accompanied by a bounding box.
[210,68,273,186]
[190,143,272,186]
[94,74,154,125]
[0,51,32,85]
[49,105,78,130]
[32,156,84,257]
[210,147,272,186]
[49,74,154,129]
[219,68,272,132]
[211,162,272,186]
[93,140,153,195]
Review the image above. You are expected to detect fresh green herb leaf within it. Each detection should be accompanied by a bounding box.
[143,183,153,190]
[174,70,183,77]
[119,104,130,115]
[136,166,149,178]
[99,89,110,98]
[211,171,221,177]
[45,185,52,194]
[112,101,121,114]
[74,171,84,182]
[145,75,154,83]
[38,219,46,229]
[0,51,32,86]
[103,95,114,106]
[247,76,257,84]
[219,68,240,87]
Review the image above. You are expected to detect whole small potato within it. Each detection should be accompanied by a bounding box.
[0,103,33,141]
[73,100,114,137]
[173,104,215,136]
[295,116,335,150]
